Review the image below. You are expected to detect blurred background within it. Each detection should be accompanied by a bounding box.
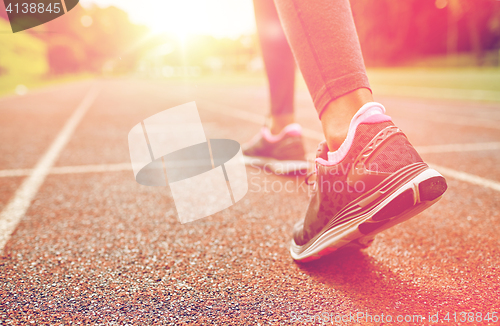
[1,0,500,98]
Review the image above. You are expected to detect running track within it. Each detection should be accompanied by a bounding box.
[1,79,499,325]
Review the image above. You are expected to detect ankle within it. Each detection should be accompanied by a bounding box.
[268,114,295,135]
[321,88,373,150]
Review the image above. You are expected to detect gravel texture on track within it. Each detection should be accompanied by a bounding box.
[1,79,499,325]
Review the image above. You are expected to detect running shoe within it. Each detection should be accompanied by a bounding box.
[242,123,308,174]
[291,102,447,262]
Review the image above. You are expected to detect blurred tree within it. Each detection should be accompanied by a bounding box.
[3,0,500,75]
[33,4,149,75]
[351,0,417,64]
[447,0,463,54]
[351,0,500,65]
[0,18,48,77]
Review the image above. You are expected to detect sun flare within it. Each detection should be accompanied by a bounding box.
[80,0,256,38]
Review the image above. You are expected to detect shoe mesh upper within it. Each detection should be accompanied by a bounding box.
[342,121,395,165]
[296,120,423,246]
[368,136,423,173]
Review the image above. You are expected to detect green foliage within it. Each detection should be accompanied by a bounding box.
[36,5,149,74]
[0,18,48,76]
[0,3,149,78]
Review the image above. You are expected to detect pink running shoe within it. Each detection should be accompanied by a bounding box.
[291,103,447,262]
[242,123,308,174]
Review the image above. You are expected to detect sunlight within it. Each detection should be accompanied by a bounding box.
[80,0,256,38]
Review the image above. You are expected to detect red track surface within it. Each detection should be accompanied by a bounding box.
[1,79,499,325]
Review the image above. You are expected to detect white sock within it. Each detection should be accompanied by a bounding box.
[327,102,387,163]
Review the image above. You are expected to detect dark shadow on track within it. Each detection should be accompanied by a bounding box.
[295,247,454,314]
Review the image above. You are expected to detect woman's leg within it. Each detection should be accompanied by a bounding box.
[274,0,448,263]
[253,0,296,135]
[273,0,373,149]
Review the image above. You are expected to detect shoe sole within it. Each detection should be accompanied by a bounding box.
[290,163,447,262]
[243,155,308,174]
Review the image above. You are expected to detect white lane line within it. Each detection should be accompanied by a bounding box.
[49,163,131,174]
[200,100,500,149]
[0,85,101,251]
[1,97,497,235]
[198,99,500,192]
[0,80,94,107]
[430,164,500,192]
[0,163,132,178]
[2,161,499,195]
[0,169,33,178]
[1,140,500,179]
[200,99,326,141]
[201,100,265,124]
[373,84,500,102]
[415,142,500,154]
[401,111,500,130]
